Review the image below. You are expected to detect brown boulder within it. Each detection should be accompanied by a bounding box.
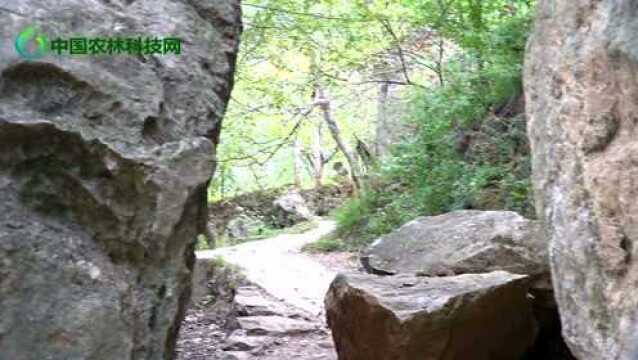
[325,271,537,360]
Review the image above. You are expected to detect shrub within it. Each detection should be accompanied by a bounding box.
[332,14,534,250]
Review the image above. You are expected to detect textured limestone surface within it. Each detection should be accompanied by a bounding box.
[0,1,241,358]
[362,210,546,277]
[526,1,638,358]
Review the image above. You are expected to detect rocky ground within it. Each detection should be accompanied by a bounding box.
[176,285,339,360]
[176,220,357,360]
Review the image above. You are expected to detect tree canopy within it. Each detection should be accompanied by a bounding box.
[211,0,535,200]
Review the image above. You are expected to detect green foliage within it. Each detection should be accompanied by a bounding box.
[199,221,320,250]
[326,183,416,247]
[209,0,538,251]
[333,6,536,249]
[212,1,394,198]
[212,0,535,198]
[196,234,210,251]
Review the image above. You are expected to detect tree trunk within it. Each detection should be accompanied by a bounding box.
[315,88,361,191]
[219,165,226,200]
[311,119,325,187]
[293,136,304,188]
[436,36,445,87]
[356,137,375,172]
[376,81,390,157]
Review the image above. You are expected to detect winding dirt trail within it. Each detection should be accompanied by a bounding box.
[178,220,358,359]
[197,220,338,318]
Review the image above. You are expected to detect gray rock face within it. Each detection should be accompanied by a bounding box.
[325,271,537,360]
[271,190,314,227]
[362,210,546,276]
[0,1,241,359]
[226,215,266,239]
[526,2,638,358]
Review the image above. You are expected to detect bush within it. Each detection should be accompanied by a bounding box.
[332,13,535,250]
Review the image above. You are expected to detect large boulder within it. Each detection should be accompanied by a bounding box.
[271,190,314,227]
[526,1,638,358]
[362,210,546,277]
[325,271,537,360]
[0,1,241,359]
[226,214,267,240]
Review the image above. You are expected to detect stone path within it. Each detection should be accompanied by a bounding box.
[178,220,357,360]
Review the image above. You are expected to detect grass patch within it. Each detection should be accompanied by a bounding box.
[302,234,346,253]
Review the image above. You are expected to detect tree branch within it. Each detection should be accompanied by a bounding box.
[322,147,340,164]
[379,19,427,89]
[219,103,317,165]
[242,3,368,22]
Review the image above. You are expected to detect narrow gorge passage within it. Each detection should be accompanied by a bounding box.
[6,1,622,359]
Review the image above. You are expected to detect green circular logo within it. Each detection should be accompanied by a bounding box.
[15,26,49,60]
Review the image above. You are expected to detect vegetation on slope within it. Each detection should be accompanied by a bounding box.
[330,4,536,249]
